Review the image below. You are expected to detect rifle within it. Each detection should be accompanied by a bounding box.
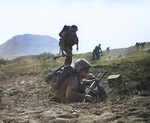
[86,70,107,95]
[44,64,64,84]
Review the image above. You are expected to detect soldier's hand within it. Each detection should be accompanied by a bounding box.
[90,78,99,83]
[76,47,78,52]
[94,78,99,83]
[85,94,93,102]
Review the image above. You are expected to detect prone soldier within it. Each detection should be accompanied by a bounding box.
[50,59,106,103]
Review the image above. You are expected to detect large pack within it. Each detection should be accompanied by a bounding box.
[59,25,71,37]
[50,65,75,93]
[58,25,70,51]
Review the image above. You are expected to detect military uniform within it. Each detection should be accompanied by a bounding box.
[52,73,86,103]
[52,73,106,103]
[51,59,106,103]
[60,25,79,65]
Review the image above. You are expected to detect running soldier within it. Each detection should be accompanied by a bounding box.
[59,25,79,65]
[107,47,110,55]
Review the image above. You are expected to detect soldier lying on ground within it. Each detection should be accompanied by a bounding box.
[50,59,106,103]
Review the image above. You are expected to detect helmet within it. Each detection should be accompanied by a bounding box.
[70,25,78,31]
[74,59,91,72]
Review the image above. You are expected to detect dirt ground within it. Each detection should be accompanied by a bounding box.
[0,75,150,123]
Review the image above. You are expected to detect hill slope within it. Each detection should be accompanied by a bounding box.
[0,47,150,122]
[0,34,59,60]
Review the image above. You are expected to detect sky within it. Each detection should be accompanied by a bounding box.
[0,0,150,53]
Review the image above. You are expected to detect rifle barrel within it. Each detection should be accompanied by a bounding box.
[98,70,107,82]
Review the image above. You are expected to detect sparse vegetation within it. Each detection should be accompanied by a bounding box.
[0,44,150,123]
[0,58,9,65]
[37,52,54,60]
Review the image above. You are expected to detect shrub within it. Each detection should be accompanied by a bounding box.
[0,58,9,65]
[37,52,54,60]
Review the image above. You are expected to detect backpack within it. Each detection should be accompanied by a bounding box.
[58,25,70,51]
[50,65,75,93]
[59,25,71,37]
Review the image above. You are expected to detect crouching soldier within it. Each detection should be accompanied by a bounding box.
[51,59,106,103]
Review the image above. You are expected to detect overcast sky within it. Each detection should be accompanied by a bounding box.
[0,0,150,53]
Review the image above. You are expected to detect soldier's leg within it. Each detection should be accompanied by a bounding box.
[64,45,72,65]
[101,51,103,56]
[97,52,100,59]
[64,56,72,65]
[96,52,99,59]
[62,50,66,57]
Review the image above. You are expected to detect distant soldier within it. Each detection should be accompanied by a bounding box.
[94,44,103,59]
[106,47,110,55]
[59,25,79,65]
[135,42,140,51]
[141,42,145,51]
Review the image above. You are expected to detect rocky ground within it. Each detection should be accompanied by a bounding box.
[0,74,150,123]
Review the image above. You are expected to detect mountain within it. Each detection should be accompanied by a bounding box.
[0,34,59,60]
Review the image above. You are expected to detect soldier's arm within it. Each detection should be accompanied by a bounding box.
[74,33,79,51]
[65,78,85,103]
[82,79,95,86]
[76,42,79,51]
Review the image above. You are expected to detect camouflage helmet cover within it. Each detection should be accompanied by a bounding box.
[74,59,91,72]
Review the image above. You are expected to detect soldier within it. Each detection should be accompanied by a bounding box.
[59,25,79,65]
[107,47,110,55]
[141,42,145,51]
[51,59,106,103]
[94,44,103,59]
[135,42,140,51]
[51,59,92,103]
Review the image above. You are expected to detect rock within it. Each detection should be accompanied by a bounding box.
[94,110,103,116]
